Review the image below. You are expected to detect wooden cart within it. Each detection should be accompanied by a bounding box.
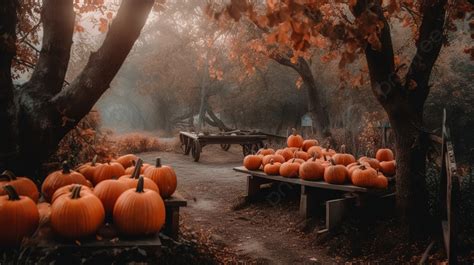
[233,166,395,233]
[179,131,267,162]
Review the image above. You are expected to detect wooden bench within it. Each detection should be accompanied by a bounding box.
[163,191,187,238]
[233,166,394,233]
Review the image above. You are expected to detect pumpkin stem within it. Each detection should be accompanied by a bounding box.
[3,185,20,201]
[359,165,367,170]
[131,160,136,166]
[291,128,297,136]
[292,158,296,163]
[340,144,346,154]
[263,144,268,150]
[70,185,82,199]
[62,161,71,174]
[131,158,143,179]
[0,170,17,181]
[155,157,162,167]
[312,154,317,161]
[136,176,145,193]
[92,155,98,166]
[270,159,274,165]
[330,159,336,165]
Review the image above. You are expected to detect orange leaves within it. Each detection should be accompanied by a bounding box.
[295,77,303,89]
[98,18,108,33]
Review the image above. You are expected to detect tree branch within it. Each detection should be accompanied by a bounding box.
[24,0,75,98]
[51,0,155,128]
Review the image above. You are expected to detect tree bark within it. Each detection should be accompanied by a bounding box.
[1,0,155,176]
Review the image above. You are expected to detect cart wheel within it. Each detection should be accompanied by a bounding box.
[252,143,260,154]
[242,144,252,156]
[191,140,201,162]
[179,134,187,154]
[220,144,231,151]
[184,138,192,155]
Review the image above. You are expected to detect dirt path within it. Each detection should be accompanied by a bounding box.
[139,145,337,264]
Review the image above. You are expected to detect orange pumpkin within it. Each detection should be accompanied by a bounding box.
[113,176,165,236]
[144,158,177,198]
[92,161,125,186]
[119,159,159,192]
[94,178,129,217]
[307,146,322,159]
[264,160,281,175]
[380,160,396,176]
[324,161,348,184]
[76,155,101,182]
[374,173,389,189]
[38,202,51,225]
[0,170,39,203]
[262,154,285,166]
[51,184,93,204]
[299,156,325,181]
[51,185,105,239]
[332,145,356,166]
[287,128,304,148]
[358,156,380,171]
[243,154,262,170]
[0,185,39,247]
[347,161,370,181]
[258,144,275,156]
[279,159,301,178]
[116,154,138,168]
[276,148,294,161]
[351,166,378,187]
[42,161,89,203]
[294,149,310,161]
[376,148,394,162]
[302,139,319,152]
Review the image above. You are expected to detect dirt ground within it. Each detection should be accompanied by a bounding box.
[139,145,338,264]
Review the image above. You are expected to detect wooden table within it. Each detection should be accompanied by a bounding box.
[163,192,187,239]
[233,166,394,233]
[179,131,267,162]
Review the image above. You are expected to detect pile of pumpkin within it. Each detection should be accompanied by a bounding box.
[0,154,177,247]
[243,129,396,189]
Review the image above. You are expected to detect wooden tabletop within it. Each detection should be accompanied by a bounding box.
[164,191,187,207]
[233,166,371,193]
[180,131,267,140]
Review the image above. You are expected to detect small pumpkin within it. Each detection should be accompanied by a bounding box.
[376,148,394,162]
[51,185,105,239]
[302,139,319,152]
[307,146,322,159]
[119,159,159,192]
[347,161,370,181]
[0,185,39,247]
[299,155,325,181]
[262,154,285,166]
[287,128,304,148]
[124,160,149,175]
[93,178,129,217]
[379,160,396,176]
[0,170,39,203]
[258,144,275,156]
[113,176,165,236]
[358,156,380,171]
[275,148,294,161]
[351,165,378,187]
[324,160,348,184]
[42,161,89,203]
[374,173,389,189]
[76,155,101,182]
[116,154,138,168]
[322,143,336,157]
[92,161,125,186]
[144,157,177,199]
[279,159,301,178]
[294,149,310,161]
[243,154,263,170]
[263,160,281,175]
[332,145,356,166]
[51,184,93,204]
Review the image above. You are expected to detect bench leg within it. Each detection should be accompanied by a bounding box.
[164,207,180,239]
[246,175,271,202]
[325,196,355,231]
[299,186,319,218]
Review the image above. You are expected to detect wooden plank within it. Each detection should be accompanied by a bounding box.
[326,197,355,231]
[234,167,369,193]
[299,186,319,218]
[164,191,187,207]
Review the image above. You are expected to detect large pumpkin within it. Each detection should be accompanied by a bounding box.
[92,161,125,186]
[76,155,101,182]
[42,161,89,203]
[116,154,138,168]
[51,185,105,239]
[0,185,39,247]
[279,159,301,178]
[376,148,394,162]
[243,154,262,170]
[51,184,93,204]
[262,154,285,166]
[324,161,348,184]
[287,128,304,148]
[380,160,396,176]
[144,157,177,199]
[119,159,159,192]
[113,176,165,236]
[299,156,325,181]
[302,139,319,152]
[351,166,378,187]
[0,170,39,203]
[332,145,356,166]
[93,178,129,217]
[263,160,281,175]
[347,161,370,181]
